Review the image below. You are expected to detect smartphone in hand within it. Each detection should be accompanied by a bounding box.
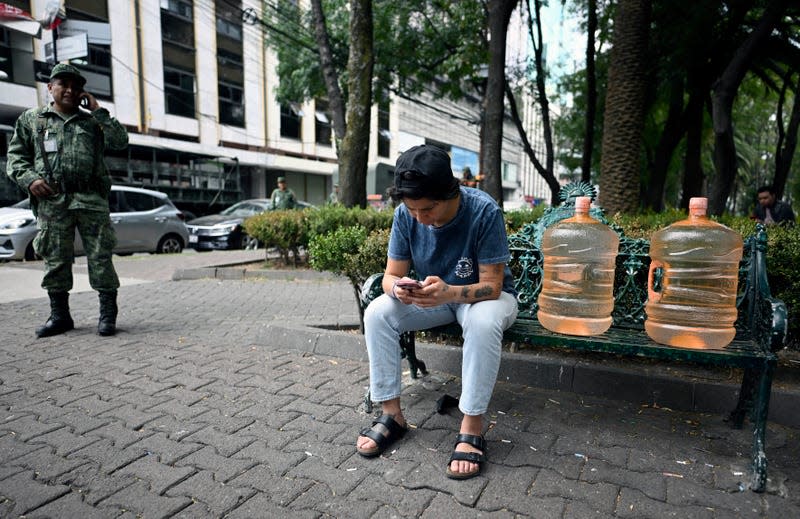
[395,279,423,290]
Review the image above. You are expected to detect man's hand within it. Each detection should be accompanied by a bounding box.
[80,91,100,111]
[400,276,449,308]
[29,178,55,198]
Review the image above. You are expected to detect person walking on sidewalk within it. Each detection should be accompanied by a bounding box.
[356,145,518,480]
[6,63,129,338]
[270,176,297,210]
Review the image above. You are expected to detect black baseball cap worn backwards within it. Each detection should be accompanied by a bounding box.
[393,145,460,199]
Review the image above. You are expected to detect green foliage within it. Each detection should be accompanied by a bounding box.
[763,224,800,349]
[504,205,546,234]
[264,0,489,109]
[308,225,368,279]
[306,204,393,239]
[243,209,311,265]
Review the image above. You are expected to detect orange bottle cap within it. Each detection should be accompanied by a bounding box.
[689,197,707,216]
[575,196,591,213]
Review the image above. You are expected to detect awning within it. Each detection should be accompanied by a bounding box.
[0,2,42,37]
[0,1,63,38]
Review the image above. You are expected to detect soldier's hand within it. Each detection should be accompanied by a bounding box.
[80,91,100,111]
[29,178,55,198]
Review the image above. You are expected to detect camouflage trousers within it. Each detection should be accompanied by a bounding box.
[34,209,120,293]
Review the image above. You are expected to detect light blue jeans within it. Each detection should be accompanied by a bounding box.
[364,292,518,416]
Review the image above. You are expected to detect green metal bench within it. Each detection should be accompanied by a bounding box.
[359,186,787,492]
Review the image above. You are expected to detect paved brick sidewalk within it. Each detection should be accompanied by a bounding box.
[1,278,799,517]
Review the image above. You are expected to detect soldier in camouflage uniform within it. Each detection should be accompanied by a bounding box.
[270,176,297,209]
[6,64,129,338]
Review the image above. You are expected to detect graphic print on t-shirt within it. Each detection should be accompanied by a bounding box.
[455,257,473,278]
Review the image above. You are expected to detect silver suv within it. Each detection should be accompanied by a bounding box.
[0,185,189,260]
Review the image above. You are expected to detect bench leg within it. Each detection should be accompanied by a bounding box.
[750,357,775,493]
[400,331,427,379]
[729,368,757,429]
[363,331,427,413]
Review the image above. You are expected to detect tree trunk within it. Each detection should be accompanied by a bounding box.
[581,0,598,184]
[506,84,561,205]
[598,0,651,215]
[708,1,787,215]
[680,90,705,208]
[774,73,800,200]
[310,0,347,141]
[339,0,373,209]
[480,0,518,206]
[646,77,685,211]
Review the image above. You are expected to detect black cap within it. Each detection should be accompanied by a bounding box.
[393,145,459,199]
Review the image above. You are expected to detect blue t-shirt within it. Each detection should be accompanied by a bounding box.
[388,186,516,296]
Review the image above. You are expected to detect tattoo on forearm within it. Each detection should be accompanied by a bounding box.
[475,285,493,298]
[461,286,470,299]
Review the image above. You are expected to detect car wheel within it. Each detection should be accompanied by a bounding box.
[241,234,259,250]
[24,241,38,261]
[156,234,184,254]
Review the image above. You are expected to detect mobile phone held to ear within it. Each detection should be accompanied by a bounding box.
[79,94,90,108]
[396,279,423,290]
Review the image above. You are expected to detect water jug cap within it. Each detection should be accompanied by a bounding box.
[689,197,708,216]
[575,196,591,213]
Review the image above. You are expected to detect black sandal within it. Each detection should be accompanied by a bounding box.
[445,433,487,480]
[356,414,409,458]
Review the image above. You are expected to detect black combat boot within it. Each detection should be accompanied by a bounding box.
[97,290,118,336]
[36,292,74,338]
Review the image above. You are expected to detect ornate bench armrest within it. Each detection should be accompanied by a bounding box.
[360,273,385,310]
[767,297,788,352]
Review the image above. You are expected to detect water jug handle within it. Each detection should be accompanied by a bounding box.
[648,260,665,303]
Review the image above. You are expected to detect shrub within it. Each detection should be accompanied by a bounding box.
[306,204,393,239]
[243,209,311,266]
[504,205,546,234]
[762,224,800,349]
[308,225,379,323]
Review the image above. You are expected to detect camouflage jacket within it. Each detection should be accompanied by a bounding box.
[6,104,128,215]
[270,188,297,210]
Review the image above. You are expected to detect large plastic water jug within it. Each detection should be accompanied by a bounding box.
[538,196,620,336]
[645,197,743,349]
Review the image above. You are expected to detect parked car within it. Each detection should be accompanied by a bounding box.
[0,185,189,261]
[186,198,315,251]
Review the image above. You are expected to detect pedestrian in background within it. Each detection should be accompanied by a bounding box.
[327,183,340,205]
[270,176,297,210]
[356,145,518,480]
[6,63,129,337]
[754,184,795,225]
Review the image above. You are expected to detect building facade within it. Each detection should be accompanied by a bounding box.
[1,0,549,213]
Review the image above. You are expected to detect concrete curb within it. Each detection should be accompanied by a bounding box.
[174,265,800,430]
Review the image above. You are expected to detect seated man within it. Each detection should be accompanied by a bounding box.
[754,184,795,225]
[356,145,518,480]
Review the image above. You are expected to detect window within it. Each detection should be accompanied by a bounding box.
[0,29,11,82]
[161,0,195,117]
[216,18,242,42]
[502,162,518,183]
[378,99,390,157]
[123,191,164,212]
[315,99,332,145]
[217,0,243,127]
[219,82,244,127]
[160,0,192,22]
[217,48,243,68]
[280,103,302,139]
[164,66,195,117]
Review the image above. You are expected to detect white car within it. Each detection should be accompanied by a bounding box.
[0,185,189,261]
